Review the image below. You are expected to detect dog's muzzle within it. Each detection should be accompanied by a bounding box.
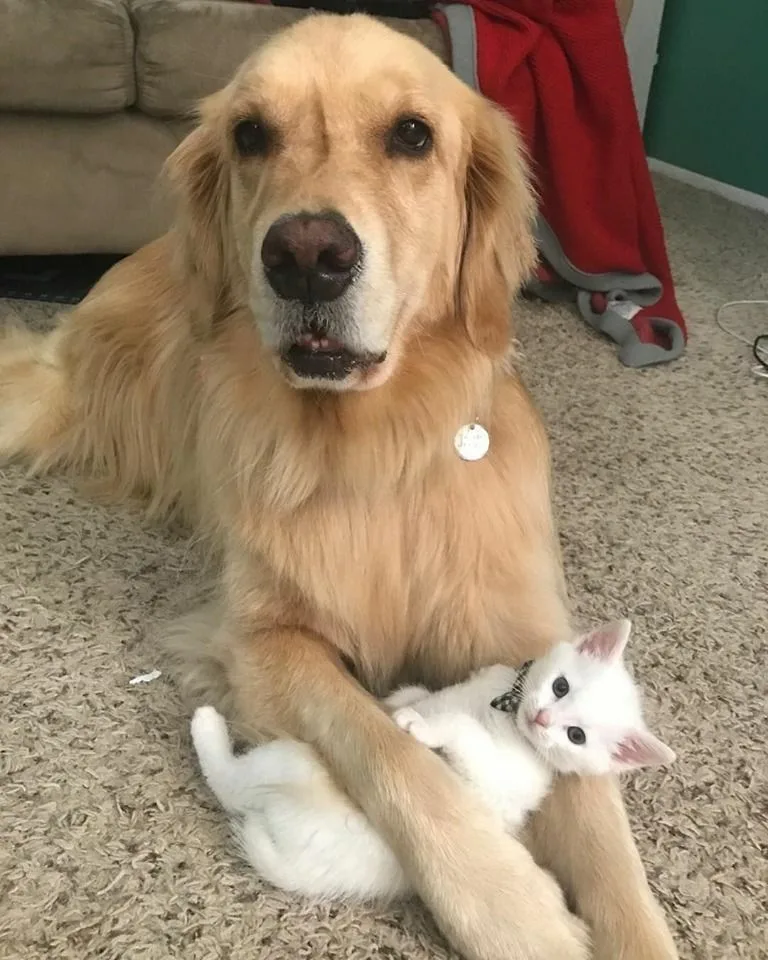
[261,211,384,381]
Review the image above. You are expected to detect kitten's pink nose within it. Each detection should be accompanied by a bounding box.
[533,709,551,728]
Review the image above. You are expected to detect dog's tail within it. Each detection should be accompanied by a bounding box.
[0,319,72,467]
[1,283,202,523]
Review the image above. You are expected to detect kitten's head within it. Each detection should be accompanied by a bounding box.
[516,620,675,776]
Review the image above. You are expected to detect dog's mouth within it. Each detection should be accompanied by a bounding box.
[282,332,386,381]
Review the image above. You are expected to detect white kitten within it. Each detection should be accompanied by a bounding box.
[191,619,674,900]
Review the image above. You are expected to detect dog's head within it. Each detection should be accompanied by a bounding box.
[167,14,536,391]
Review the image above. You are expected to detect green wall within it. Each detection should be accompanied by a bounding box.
[644,0,768,197]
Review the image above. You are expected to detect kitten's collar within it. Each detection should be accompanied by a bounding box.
[490,660,534,716]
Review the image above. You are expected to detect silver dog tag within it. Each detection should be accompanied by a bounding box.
[454,423,490,461]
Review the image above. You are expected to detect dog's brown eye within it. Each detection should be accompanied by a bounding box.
[233,119,268,157]
[390,117,432,156]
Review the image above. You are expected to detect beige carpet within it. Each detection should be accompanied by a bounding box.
[1,175,766,960]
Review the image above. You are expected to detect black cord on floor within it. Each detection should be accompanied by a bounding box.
[753,334,768,373]
[715,300,768,379]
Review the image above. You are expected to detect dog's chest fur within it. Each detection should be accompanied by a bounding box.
[202,332,567,691]
[224,433,567,693]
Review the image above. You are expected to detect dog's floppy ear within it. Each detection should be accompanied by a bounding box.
[164,92,233,324]
[458,100,537,356]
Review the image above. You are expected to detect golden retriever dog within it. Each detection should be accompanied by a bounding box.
[0,14,678,960]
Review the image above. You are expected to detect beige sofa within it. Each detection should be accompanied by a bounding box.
[0,0,632,256]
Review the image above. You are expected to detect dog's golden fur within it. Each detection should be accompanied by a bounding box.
[0,15,677,960]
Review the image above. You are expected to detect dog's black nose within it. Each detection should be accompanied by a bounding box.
[261,213,361,302]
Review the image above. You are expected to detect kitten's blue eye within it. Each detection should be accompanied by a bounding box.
[567,726,586,745]
[552,676,569,698]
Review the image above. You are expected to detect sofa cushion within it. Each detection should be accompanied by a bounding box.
[0,0,135,114]
[0,112,186,255]
[131,0,448,118]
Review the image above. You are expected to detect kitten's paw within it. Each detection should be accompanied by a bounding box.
[191,705,230,751]
[393,708,442,748]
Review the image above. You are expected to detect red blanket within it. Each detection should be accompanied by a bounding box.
[435,0,687,365]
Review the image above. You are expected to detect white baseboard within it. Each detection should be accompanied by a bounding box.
[648,158,768,215]
[623,0,666,127]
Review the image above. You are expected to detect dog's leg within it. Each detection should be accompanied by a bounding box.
[229,626,589,960]
[526,774,678,960]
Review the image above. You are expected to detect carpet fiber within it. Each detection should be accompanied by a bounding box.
[1,175,766,960]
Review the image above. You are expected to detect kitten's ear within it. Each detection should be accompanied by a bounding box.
[576,619,632,662]
[610,730,676,771]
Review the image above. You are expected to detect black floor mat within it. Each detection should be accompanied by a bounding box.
[0,254,124,305]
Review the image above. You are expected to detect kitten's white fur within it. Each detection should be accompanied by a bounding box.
[191,619,674,900]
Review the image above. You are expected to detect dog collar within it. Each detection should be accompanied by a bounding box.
[490,660,533,715]
[454,422,490,461]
